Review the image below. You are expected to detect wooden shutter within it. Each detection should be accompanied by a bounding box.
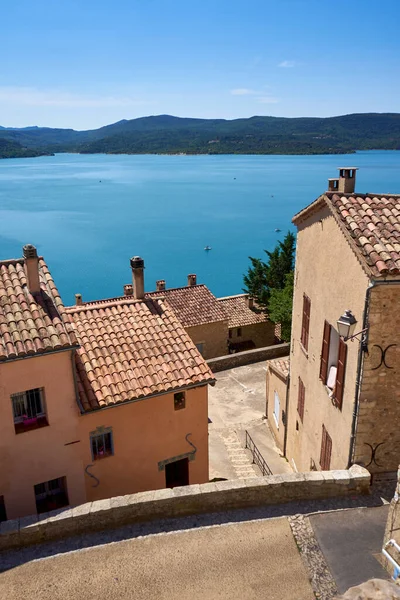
[320,424,332,470]
[334,338,347,409]
[319,321,331,384]
[297,377,305,422]
[301,295,311,351]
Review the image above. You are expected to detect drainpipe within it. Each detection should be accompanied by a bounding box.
[71,348,85,415]
[347,279,400,468]
[283,372,290,458]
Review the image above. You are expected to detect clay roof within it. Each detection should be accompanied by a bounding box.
[0,257,78,361]
[293,193,400,278]
[217,294,268,327]
[67,297,215,412]
[145,284,228,327]
[268,357,290,380]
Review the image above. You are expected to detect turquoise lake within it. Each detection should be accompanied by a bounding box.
[0,151,399,304]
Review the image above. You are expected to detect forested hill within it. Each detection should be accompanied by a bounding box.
[1,113,400,157]
[0,138,52,159]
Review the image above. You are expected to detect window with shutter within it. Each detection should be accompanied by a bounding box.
[334,339,347,409]
[300,295,311,351]
[319,321,331,384]
[320,424,332,470]
[297,377,305,422]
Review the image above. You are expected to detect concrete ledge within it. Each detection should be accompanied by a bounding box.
[0,466,370,551]
[207,343,290,372]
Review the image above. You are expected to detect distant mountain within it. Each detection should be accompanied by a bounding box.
[1,113,400,158]
[0,138,52,159]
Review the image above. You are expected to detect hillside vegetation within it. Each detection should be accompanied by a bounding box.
[0,138,52,159]
[1,113,400,157]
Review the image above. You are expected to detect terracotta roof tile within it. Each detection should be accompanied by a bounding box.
[217,294,269,328]
[0,257,78,361]
[67,297,215,412]
[268,357,290,380]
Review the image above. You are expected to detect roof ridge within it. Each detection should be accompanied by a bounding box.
[218,293,247,301]
[66,296,160,313]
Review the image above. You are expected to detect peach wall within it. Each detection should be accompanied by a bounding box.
[79,385,209,502]
[0,350,85,520]
[266,366,288,453]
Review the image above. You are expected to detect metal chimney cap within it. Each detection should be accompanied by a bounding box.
[23,244,38,259]
[130,256,145,269]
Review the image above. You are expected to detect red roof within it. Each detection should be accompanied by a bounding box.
[217,294,268,328]
[0,257,78,361]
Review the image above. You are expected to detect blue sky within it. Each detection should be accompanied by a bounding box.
[2,0,400,129]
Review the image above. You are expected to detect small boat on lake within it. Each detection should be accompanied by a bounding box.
[204,245,212,251]
[275,228,281,232]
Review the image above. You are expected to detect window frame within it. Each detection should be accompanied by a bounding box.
[11,387,48,434]
[297,377,305,423]
[90,429,114,461]
[237,327,242,337]
[174,391,186,411]
[34,476,69,514]
[273,391,280,428]
[319,321,347,410]
[300,294,311,352]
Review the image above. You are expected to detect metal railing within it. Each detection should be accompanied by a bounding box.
[245,430,272,476]
[382,539,400,580]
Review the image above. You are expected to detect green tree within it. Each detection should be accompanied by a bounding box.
[268,272,294,342]
[243,231,295,309]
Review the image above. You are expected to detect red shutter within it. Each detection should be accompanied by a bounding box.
[320,424,332,470]
[319,321,331,384]
[297,377,305,422]
[301,295,311,351]
[334,338,347,409]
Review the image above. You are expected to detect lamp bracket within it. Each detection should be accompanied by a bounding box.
[343,327,369,342]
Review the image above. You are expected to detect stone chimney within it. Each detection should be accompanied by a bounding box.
[130,256,145,300]
[23,244,41,295]
[187,274,197,287]
[329,167,358,194]
[247,296,254,309]
[123,284,133,296]
[156,280,166,291]
[75,293,83,306]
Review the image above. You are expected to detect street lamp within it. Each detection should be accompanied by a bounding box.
[337,309,368,343]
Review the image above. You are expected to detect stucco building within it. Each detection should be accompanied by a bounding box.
[281,168,400,478]
[0,248,214,520]
[266,357,290,455]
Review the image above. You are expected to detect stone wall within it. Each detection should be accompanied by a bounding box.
[354,284,400,474]
[185,321,229,359]
[229,321,276,349]
[207,343,290,372]
[0,464,370,551]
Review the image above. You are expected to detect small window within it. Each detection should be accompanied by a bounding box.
[237,328,242,337]
[273,391,280,428]
[320,321,347,409]
[195,342,205,356]
[91,429,114,460]
[0,496,7,522]
[174,391,186,410]
[11,387,48,434]
[228,330,232,339]
[34,477,68,514]
[320,425,332,470]
[297,377,305,422]
[300,295,311,351]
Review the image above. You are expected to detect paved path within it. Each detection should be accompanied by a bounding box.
[310,505,390,594]
[208,363,291,480]
[0,519,315,600]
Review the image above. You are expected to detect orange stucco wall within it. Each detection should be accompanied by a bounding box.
[0,350,85,520]
[0,349,209,519]
[79,385,209,502]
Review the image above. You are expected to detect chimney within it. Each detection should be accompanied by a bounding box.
[337,167,358,194]
[130,256,145,300]
[156,280,166,291]
[123,284,133,296]
[247,296,254,309]
[75,293,83,306]
[187,274,197,287]
[23,244,41,295]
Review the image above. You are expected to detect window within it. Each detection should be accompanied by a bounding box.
[297,377,305,422]
[228,330,232,339]
[320,425,332,470]
[195,342,205,356]
[91,429,114,460]
[174,391,186,410]
[273,391,280,428]
[300,295,311,351]
[11,387,48,434]
[0,496,6,522]
[237,328,242,337]
[34,477,68,514]
[320,321,347,409]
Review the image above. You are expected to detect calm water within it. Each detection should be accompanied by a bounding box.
[0,151,399,304]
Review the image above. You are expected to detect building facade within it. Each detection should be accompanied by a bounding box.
[0,248,213,520]
[283,169,400,477]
